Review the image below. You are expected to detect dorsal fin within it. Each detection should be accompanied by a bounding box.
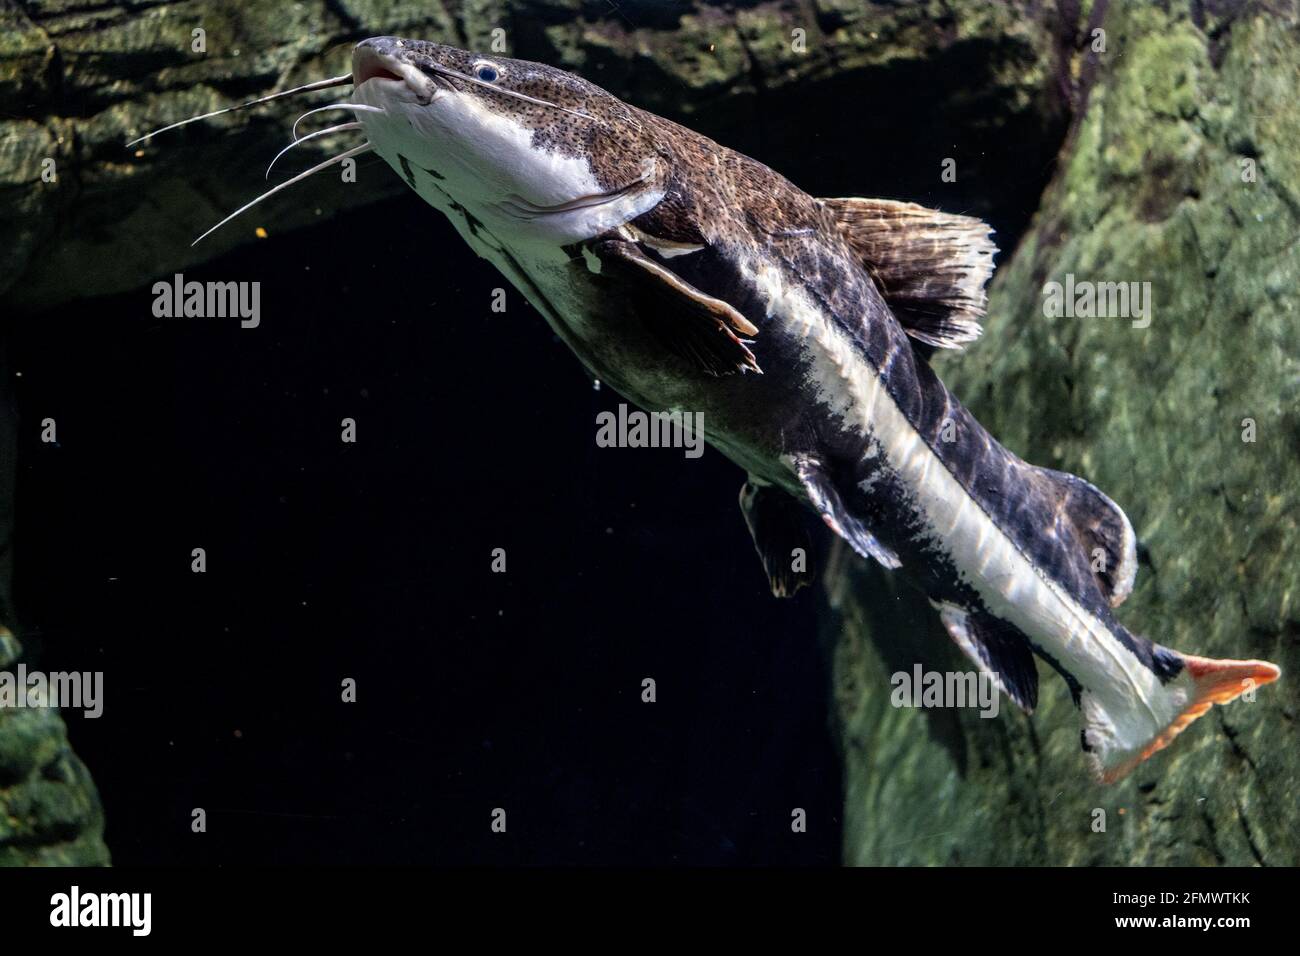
[820,197,997,350]
[1031,466,1139,607]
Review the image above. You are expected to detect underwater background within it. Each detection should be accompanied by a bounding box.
[2,0,1297,865]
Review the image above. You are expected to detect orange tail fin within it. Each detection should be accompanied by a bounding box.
[1095,654,1280,784]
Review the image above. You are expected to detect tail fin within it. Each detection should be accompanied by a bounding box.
[1085,650,1280,784]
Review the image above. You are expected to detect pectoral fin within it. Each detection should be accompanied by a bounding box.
[794,456,901,570]
[587,239,761,377]
[739,479,814,598]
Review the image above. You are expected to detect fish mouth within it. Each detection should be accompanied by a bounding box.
[352,39,436,102]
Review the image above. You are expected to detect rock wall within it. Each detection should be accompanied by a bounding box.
[830,0,1300,866]
[0,627,108,865]
[0,0,1065,311]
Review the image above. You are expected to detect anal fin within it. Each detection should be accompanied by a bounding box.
[794,456,901,570]
[935,603,1039,712]
[739,479,814,598]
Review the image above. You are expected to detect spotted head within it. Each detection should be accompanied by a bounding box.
[350,37,667,244]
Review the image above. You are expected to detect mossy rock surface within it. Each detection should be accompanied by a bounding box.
[0,629,109,866]
[829,0,1300,867]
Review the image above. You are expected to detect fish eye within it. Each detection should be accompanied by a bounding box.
[474,63,500,83]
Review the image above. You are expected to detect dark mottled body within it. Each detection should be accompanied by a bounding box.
[563,115,1128,645]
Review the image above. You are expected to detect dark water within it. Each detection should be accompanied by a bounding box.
[12,190,842,865]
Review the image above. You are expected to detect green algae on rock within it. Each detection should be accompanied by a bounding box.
[829,0,1300,867]
[0,628,109,866]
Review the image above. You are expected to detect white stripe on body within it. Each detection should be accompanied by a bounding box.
[738,255,1194,758]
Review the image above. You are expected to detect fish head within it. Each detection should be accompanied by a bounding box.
[350,37,667,244]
